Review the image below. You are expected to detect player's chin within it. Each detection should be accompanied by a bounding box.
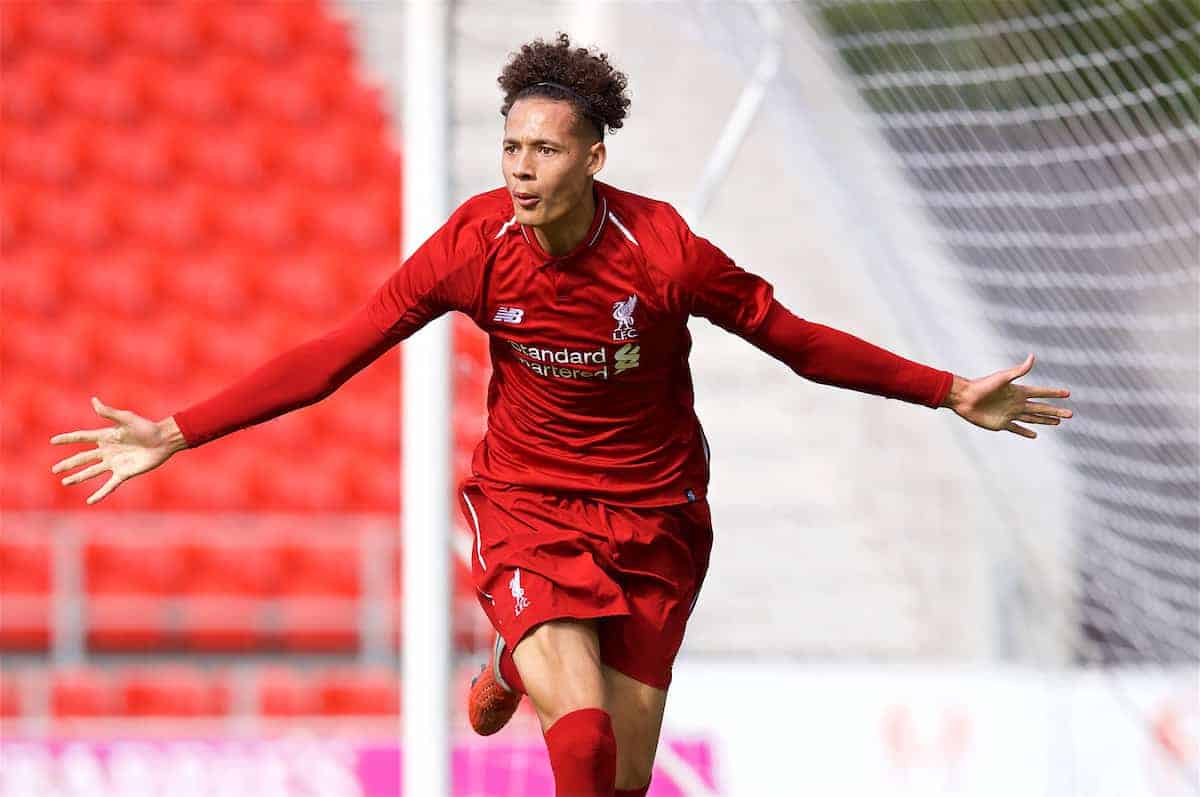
[513,203,543,224]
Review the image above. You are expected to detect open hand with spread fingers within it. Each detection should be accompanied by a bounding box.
[50,397,189,505]
[942,354,1073,439]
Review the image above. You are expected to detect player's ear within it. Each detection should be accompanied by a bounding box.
[586,140,606,177]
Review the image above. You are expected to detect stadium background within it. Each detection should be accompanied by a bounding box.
[1,1,1196,795]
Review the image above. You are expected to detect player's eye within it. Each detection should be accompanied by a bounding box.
[538,146,555,155]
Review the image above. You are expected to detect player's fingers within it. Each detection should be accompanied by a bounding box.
[86,473,121,505]
[91,396,135,424]
[51,448,102,474]
[1022,385,1070,399]
[1023,401,1072,419]
[1005,420,1037,439]
[61,461,109,486]
[1016,413,1060,426]
[1006,353,1034,378]
[50,428,111,445]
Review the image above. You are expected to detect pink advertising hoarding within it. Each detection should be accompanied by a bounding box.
[0,736,719,797]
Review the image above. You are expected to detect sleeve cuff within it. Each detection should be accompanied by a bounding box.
[929,370,955,409]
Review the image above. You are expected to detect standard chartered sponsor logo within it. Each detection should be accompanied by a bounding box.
[508,340,639,380]
[614,343,640,373]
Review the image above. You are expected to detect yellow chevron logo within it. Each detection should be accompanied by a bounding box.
[614,343,641,374]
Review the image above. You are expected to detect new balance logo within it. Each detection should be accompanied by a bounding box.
[509,569,530,616]
[493,306,525,325]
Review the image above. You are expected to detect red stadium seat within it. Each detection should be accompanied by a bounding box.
[209,3,300,62]
[51,668,113,717]
[122,183,217,250]
[57,60,145,125]
[70,248,166,318]
[1,52,63,124]
[0,525,52,592]
[147,53,243,123]
[167,247,257,320]
[85,532,184,595]
[275,597,359,652]
[184,315,283,379]
[102,316,192,385]
[117,1,213,61]
[315,667,399,716]
[2,119,89,186]
[120,666,230,717]
[0,594,51,651]
[219,185,308,250]
[153,449,263,511]
[256,666,318,717]
[30,184,118,250]
[3,309,101,385]
[26,3,117,62]
[0,525,52,648]
[178,595,264,652]
[0,247,67,317]
[186,120,277,188]
[0,4,31,65]
[85,594,173,651]
[90,119,182,188]
[0,673,21,716]
[278,536,361,597]
[256,449,357,512]
[183,532,280,596]
[285,123,375,188]
[255,251,346,318]
[242,60,340,124]
[314,184,399,254]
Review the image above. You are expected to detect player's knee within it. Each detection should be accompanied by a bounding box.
[615,764,653,793]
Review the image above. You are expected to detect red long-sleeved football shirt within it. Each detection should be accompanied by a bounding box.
[174,180,953,506]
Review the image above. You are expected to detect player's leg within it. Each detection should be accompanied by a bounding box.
[602,663,667,796]
[595,497,715,796]
[511,617,606,731]
[512,618,617,797]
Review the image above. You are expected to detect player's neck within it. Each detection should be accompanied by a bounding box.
[534,181,596,257]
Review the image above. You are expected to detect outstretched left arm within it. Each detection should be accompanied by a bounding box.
[745,300,1073,439]
[660,209,1072,439]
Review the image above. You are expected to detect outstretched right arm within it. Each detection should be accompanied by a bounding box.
[171,304,395,448]
[51,196,486,504]
[49,306,394,505]
[175,193,484,448]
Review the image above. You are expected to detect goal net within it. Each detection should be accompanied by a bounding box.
[794,0,1199,668]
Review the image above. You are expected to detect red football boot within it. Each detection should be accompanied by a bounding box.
[468,633,522,736]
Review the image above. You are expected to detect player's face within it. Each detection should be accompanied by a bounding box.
[502,97,604,227]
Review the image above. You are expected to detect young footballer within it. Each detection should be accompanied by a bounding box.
[51,33,1072,797]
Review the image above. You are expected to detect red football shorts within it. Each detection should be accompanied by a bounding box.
[456,475,714,691]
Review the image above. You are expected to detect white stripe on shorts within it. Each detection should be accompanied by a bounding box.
[462,491,486,571]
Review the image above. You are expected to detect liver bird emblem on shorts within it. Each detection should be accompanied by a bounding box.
[612,294,639,341]
[509,569,530,617]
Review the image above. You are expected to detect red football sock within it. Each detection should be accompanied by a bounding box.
[615,785,650,797]
[498,642,526,694]
[543,707,617,797]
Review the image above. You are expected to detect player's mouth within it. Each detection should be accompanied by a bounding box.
[513,192,540,209]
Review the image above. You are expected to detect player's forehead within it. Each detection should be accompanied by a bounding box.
[503,97,578,146]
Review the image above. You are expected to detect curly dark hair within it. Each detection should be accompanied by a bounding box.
[497,32,630,141]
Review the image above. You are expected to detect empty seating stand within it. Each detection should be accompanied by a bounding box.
[2,664,403,720]
[0,0,492,657]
